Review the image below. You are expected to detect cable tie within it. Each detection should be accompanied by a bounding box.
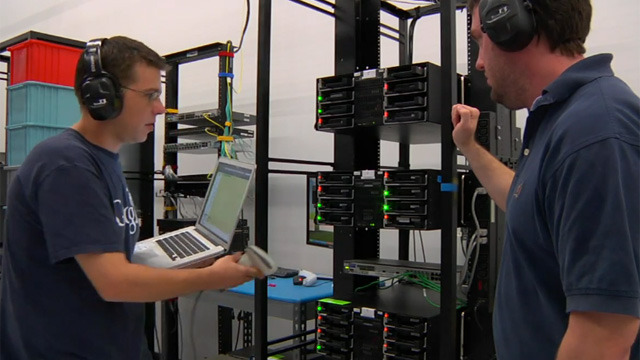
[218,136,234,142]
[225,122,232,126]
[219,51,235,58]
[218,72,235,78]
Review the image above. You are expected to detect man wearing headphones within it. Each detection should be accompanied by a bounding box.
[452,0,639,359]
[0,36,261,359]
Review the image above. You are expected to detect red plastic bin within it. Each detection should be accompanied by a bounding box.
[8,39,83,87]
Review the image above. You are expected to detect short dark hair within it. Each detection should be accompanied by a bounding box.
[74,36,167,105]
[468,0,592,56]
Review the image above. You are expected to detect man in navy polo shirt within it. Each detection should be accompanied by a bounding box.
[452,0,639,359]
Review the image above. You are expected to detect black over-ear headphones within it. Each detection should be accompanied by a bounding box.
[479,0,536,52]
[80,39,123,121]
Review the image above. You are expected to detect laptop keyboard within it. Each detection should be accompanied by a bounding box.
[156,232,209,261]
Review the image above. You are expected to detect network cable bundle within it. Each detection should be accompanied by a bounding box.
[163,109,255,155]
[164,41,256,160]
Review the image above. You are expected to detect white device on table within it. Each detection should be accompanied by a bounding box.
[295,270,318,286]
[132,158,255,269]
[238,245,278,276]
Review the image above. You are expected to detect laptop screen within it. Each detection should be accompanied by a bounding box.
[198,160,253,244]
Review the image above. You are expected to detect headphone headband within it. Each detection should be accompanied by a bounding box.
[83,39,105,79]
[479,0,536,52]
[80,38,123,121]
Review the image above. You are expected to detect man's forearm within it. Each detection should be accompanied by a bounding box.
[461,142,514,211]
[103,263,212,302]
[557,312,639,360]
[76,252,218,302]
[556,330,632,360]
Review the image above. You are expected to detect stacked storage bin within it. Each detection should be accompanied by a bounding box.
[6,39,83,165]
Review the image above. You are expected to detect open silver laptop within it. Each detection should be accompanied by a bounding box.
[132,158,255,269]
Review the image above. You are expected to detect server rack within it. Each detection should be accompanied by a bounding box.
[160,42,240,360]
[254,1,472,359]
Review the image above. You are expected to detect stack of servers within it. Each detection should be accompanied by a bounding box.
[6,39,82,165]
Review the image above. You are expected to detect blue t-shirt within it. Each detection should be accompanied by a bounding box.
[494,54,640,359]
[0,129,151,359]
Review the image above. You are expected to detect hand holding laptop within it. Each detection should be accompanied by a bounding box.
[133,159,258,270]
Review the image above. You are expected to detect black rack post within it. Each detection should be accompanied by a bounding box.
[332,0,382,300]
[439,0,459,358]
[398,14,411,261]
[159,42,230,360]
[163,60,179,220]
[159,60,180,360]
[255,0,273,359]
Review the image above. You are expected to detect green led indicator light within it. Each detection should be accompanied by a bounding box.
[318,109,323,114]
[317,215,322,221]
[383,204,390,211]
[317,345,322,350]
[318,96,323,101]
[317,306,322,311]
[345,266,350,270]
[384,190,389,196]
[370,223,375,227]
[317,203,322,208]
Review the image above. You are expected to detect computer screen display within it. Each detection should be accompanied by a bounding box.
[199,161,252,244]
[306,175,334,249]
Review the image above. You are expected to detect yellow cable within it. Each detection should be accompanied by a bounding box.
[204,128,219,139]
[202,113,225,131]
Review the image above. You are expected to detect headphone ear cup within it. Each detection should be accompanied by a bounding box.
[479,0,535,52]
[81,75,123,121]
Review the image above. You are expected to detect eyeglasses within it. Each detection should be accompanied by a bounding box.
[121,86,162,102]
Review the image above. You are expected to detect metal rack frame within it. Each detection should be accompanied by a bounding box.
[159,41,235,360]
[254,1,467,359]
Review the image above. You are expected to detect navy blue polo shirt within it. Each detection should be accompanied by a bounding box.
[494,54,640,359]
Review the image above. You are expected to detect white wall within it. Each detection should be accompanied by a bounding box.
[1,0,638,358]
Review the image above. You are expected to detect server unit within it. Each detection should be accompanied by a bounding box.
[353,308,385,359]
[316,74,355,130]
[317,300,355,360]
[383,169,442,230]
[353,170,385,228]
[383,312,437,360]
[316,172,355,227]
[315,62,464,144]
[354,69,385,127]
[315,169,450,230]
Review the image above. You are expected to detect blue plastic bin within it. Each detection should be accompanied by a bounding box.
[8,81,80,127]
[6,124,67,166]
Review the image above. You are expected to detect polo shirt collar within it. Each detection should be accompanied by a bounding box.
[531,53,614,112]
